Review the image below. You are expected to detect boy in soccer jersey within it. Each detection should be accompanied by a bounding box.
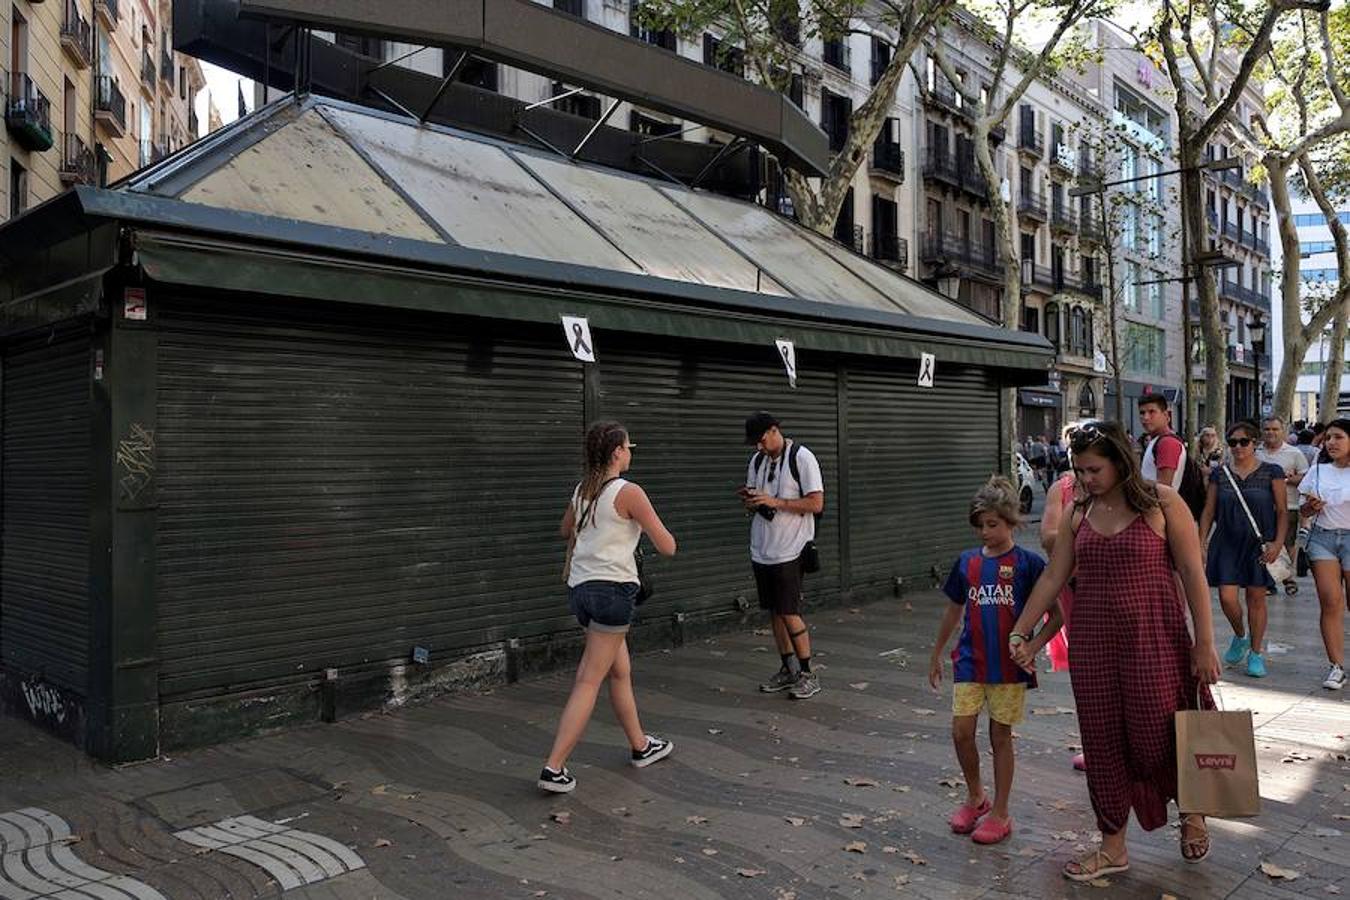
[928,476,1061,845]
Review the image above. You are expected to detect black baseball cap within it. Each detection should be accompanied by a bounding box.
[745,412,780,444]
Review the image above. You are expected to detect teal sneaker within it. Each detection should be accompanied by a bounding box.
[1245,652,1267,678]
[1223,635,1251,666]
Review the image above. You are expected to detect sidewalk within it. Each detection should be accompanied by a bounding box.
[1,583,1347,899]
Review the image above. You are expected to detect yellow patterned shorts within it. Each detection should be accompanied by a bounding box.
[952,683,1027,725]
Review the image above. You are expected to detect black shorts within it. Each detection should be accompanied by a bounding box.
[753,557,804,616]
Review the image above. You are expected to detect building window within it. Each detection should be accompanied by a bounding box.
[10,158,27,218]
[630,111,681,137]
[1078,383,1097,416]
[554,0,585,17]
[1045,302,1061,348]
[820,88,851,152]
[1070,306,1087,355]
[1125,323,1166,375]
[702,34,744,78]
[552,82,601,119]
[870,37,891,86]
[453,55,498,92]
[1023,306,1040,334]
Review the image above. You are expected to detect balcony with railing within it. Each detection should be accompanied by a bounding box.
[959,159,988,199]
[1207,208,1219,234]
[1080,280,1104,301]
[1018,190,1048,222]
[823,37,851,74]
[95,75,127,136]
[1225,345,1269,372]
[1219,278,1272,312]
[872,141,904,181]
[161,45,175,83]
[1021,261,1056,293]
[58,134,97,185]
[1053,269,1082,293]
[922,146,961,188]
[5,73,54,153]
[94,0,118,28]
[1050,203,1077,233]
[871,233,908,272]
[923,79,959,113]
[1049,142,1075,174]
[1018,124,1044,157]
[1222,221,1241,245]
[554,0,585,17]
[1078,155,1103,184]
[921,232,1004,277]
[141,49,156,90]
[1079,212,1104,244]
[834,223,865,255]
[60,1,94,69]
[188,108,199,139]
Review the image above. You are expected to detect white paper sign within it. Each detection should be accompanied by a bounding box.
[561,315,596,363]
[918,352,936,388]
[775,338,797,388]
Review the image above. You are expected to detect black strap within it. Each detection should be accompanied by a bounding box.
[578,477,621,529]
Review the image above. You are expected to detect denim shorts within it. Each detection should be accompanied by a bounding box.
[568,581,639,633]
[1306,525,1350,569]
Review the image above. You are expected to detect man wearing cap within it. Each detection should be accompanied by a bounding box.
[741,412,825,699]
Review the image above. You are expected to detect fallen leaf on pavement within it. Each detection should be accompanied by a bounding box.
[551,812,572,825]
[701,848,718,856]
[373,838,392,848]
[1088,878,1111,888]
[371,784,390,795]
[1260,861,1302,880]
[844,841,867,853]
[708,728,724,735]
[57,836,82,846]
[611,807,630,817]
[736,868,766,878]
[882,846,899,854]
[686,816,709,825]
[893,785,912,793]
[1314,827,1342,837]
[1051,831,1079,841]
[849,682,870,690]
[902,849,927,865]
[1325,886,1341,895]
[912,708,936,716]
[784,816,807,827]
[838,813,866,828]
[938,776,965,788]
[844,777,878,787]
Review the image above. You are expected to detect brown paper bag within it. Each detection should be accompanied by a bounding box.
[1175,709,1260,818]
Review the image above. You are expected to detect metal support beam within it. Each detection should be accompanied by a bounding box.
[572,98,620,158]
[691,138,746,189]
[420,51,468,123]
[236,0,829,175]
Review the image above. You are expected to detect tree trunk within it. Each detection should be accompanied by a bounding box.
[1179,142,1228,436]
[973,125,1020,474]
[1321,294,1350,423]
[1100,194,1125,424]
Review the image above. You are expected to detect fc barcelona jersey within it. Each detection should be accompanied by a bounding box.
[941,546,1046,686]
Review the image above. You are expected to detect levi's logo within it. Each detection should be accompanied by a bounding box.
[1194,754,1237,770]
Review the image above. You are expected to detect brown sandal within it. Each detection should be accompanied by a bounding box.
[1062,848,1130,882]
[1180,813,1211,864]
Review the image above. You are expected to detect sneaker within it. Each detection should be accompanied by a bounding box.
[537,766,576,793]
[1245,651,1267,678]
[631,735,673,768]
[759,667,798,693]
[1324,664,1347,691]
[1223,635,1251,666]
[788,672,821,700]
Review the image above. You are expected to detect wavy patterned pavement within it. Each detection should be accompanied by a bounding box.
[0,581,1347,899]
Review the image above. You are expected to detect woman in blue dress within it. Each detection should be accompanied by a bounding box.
[1198,420,1287,678]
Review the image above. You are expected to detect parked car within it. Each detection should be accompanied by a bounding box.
[1014,452,1035,514]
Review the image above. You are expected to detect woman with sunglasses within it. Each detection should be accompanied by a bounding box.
[1197,421,1287,679]
[539,421,678,794]
[1298,418,1350,691]
[1009,421,1220,881]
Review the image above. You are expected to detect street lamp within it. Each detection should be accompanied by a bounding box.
[1067,156,1244,198]
[1249,314,1266,420]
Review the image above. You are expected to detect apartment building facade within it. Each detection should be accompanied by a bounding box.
[2,0,204,221]
[1274,200,1350,422]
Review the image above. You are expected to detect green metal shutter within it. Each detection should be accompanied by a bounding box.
[847,360,999,590]
[596,339,841,615]
[1,335,91,691]
[154,297,582,699]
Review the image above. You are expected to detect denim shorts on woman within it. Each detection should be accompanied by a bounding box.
[568,581,639,633]
[1307,526,1350,569]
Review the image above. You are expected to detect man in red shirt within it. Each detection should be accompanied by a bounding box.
[1138,393,1185,487]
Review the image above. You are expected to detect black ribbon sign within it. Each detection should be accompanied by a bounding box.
[572,322,592,356]
[561,315,596,362]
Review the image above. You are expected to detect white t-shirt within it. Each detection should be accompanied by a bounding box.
[746,442,824,565]
[1300,463,1350,530]
[1255,443,1308,510]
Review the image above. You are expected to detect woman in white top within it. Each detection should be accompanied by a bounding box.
[1299,418,1350,691]
[538,421,677,793]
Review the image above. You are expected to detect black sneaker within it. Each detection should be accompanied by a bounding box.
[631,735,673,768]
[537,766,576,793]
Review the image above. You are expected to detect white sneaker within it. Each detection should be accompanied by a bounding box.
[1324,664,1347,691]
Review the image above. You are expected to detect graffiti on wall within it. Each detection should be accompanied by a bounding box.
[21,679,69,725]
[117,423,157,503]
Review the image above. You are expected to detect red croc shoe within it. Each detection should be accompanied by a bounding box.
[948,797,991,834]
[972,815,1013,845]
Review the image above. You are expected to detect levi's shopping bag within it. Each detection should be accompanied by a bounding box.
[1175,688,1260,818]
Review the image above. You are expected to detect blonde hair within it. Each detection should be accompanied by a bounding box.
[968,475,1021,527]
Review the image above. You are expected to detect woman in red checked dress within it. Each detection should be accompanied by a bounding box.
[1010,421,1221,883]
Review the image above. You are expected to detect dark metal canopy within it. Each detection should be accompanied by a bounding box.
[233,0,829,175]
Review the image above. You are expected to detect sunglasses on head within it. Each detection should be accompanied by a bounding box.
[1227,437,1253,447]
[1068,423,1104,453]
